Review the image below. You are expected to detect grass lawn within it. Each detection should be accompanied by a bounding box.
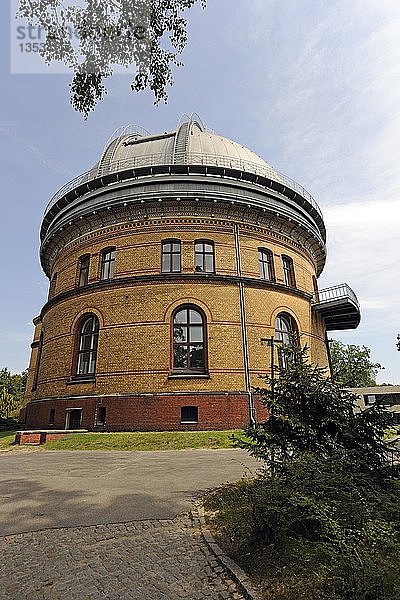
[0,430,18,450]
[41,429,239,451]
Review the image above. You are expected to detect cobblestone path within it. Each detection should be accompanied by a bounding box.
[0,513,245,600]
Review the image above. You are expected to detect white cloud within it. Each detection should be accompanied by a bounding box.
[232,0,400,379]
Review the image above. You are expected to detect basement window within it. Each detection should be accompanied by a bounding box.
[48,408,55,427]
[97,406,106,425]
[181,406,198,424]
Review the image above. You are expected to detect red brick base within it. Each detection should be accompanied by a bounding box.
[15,430,87,445]
[23,393,268,432]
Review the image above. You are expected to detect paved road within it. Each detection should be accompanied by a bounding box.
[0,450,260,599]
[0,449,259,536]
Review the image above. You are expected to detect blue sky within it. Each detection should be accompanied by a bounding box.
[1,0,399,382]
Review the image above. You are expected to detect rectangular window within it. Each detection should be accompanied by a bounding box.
[365,395,376,406]
[258,248,275,281]
[48,408,55,426]
[195,241,214,273]
[78,254,90,287]
[101,248,116,280]
[97,406,106,425]
[48,273,58,300]
[162,240,181,273]
[282,255,296,287]
[181,406,198,423]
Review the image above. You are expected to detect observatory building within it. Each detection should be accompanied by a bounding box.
[23,114,360,431]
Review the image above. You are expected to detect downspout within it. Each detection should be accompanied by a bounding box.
[234,223,256,426]
[325,333,334,380]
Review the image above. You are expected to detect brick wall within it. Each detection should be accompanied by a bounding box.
[24,393,269,431]
[24,216,329,430]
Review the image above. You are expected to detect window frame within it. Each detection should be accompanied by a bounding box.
[73,313,100,379]
[194,240,215,274]
[100,247,116,281]
[31,331,43,392]
[78,254,90,287]
[258,248,275,281]
[48,408,56,427]
[97,406,106,425]
[275,312,299,368]
[180,406,199,424]
[48,273,58,300]
[161,239,181,273]
[282,255,296,287]
[171,305,208,374]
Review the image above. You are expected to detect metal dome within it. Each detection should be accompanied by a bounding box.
[94,113,281,181]
[40,114,326,278]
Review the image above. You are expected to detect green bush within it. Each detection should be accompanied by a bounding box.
[206,457,400,600]
[207,346,400,599]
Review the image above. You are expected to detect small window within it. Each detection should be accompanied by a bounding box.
[195,240,214,273]
[100,247,116,280]
[48,273,58,300]
[365,395,376,406]
[282,255,296,287]
[76,314,100,377]
[48,408,55,427]
[258,248,275,281]
[78,254,90,287]
[162,240,181,273]
[312,276,319,302]
[181,406,198,423]
[172,306,206,372]
[97,406,106,425]
[31,331,43,392]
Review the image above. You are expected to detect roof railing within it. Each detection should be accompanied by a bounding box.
[43,151,323,219]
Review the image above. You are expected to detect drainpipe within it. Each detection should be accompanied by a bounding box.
[234,223,256,426]
[325,333,334,380]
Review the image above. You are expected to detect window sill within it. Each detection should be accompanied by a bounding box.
[181,421,199,425]
[168,373,210,380]
[67,376,96,385]
[194,271,215,275]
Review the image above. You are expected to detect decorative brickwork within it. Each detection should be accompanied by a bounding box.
[23,117,357,431]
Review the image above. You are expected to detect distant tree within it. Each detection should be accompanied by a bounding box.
[329,340,383,387]
[239,346,396,477]
[0,368,27,419]
[396,334,400,352]
[17,0,206,116]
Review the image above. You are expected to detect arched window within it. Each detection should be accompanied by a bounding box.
[258,248,275,281]
[75,314,99,377]
[275,313,298,368]
[172,306,206,372]
[194,240,214,273]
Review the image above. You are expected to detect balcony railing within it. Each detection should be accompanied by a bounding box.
[312,283,360,330]
[315,284,359,308]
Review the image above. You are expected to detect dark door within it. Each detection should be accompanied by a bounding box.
[68,409,82,429]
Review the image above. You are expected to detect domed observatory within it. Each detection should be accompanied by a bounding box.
[23,114,360,431]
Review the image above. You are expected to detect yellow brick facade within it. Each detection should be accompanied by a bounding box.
[23,120,352,431]
[26,220,329,408]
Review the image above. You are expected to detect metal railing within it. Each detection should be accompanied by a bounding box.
[315,284,359,307]
[43,151,322,219]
